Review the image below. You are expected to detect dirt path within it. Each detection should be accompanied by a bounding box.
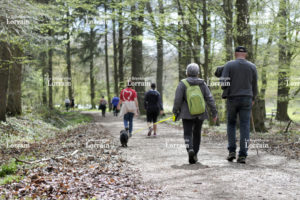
[90,111,300,200]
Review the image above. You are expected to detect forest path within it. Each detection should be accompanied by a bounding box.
[86,111,300,200]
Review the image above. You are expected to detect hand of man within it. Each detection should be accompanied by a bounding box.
[213,116,218,123]
[136,108,139,116]
[160,110,164,115]
[252,101,255,106]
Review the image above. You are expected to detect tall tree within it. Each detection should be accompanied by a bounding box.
[118,0,124,90]
[146,0,165,102]
[177,1,192,81]
[89,27,96,109]
[48,31,53,110]
[276,0,290,121]
[66,8,73,100]
[6,45,23,116]
[105,1,111,110]
[223,0,233,61]
[202,0,212,82]
[131,1,145,113]
[40,52,48,105]
[0,41,11,121]
[112,2,119,96]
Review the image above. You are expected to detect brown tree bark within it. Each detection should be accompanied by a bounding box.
[6,45,22,116]
[89,27,96,109]
[146,0,164,102]
[48,34,53,110]
[118,0,124,90]
[105,2,111,110]
[131,2,145,114]
[66,9,73,100]
[40,52,47,105]
[276,0,290,121]
[223,0,233,61]
[202,0,211,82]
[112,4,119,96]
[0,41,11,121]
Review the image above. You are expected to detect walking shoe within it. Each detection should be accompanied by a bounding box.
[237,156,246,164]
[188,149,196,164]
[226,152,236,162]
[147,127,153,136]
[193,155,198,163]
[153,132,157,137]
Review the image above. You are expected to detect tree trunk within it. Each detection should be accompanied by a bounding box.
[66,9,73,100]
[223,0,233,61]
[276,0,290,121]
[6,45,22,116]
[131,2,145,114]
[48,35,53,110]
[0,41,11,122]
[118,0,124,90]
[260,34,273,118]
[156,35,163,101]
[89,28,95,109]
[112,5,119,96]
[105,2,111,110]
[40,52,47,105]
[202,0,211,83]
[156,0,164,101]
[146,0,164,102]
[177,3,191,81]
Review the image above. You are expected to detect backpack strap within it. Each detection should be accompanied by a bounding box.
[181,79,190,89]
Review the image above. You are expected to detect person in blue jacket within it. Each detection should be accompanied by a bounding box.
[111,96,120,116]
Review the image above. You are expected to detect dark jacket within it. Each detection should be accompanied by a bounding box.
[221,59,258,100]
[144,89,163,112]
[172,77,218,120]
[215,66,229,99]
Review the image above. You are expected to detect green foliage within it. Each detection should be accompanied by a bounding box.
[0,161,18,178]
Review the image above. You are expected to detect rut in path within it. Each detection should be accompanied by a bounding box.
[93,111,300,200]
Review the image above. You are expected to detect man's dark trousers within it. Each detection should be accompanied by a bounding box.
[227,96,252,157]
[182,118,203,155]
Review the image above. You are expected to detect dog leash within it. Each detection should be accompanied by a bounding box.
[132,115,176,135]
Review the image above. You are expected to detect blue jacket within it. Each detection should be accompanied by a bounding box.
[111,97,120,107]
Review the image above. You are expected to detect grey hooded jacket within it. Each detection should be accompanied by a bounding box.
[172,77,218,120]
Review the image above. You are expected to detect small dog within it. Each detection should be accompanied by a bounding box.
[120,129,129,147]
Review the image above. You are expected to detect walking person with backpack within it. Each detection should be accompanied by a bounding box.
[173,63,218,164]
[111,96,120,116]
[99,96,107,117]
[65,98,71,112]
[117,81,139,137]
[144,83,164,137]
[221,46,258,164]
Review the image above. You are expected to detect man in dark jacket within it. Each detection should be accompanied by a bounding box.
[221,46,258,164]
[173,63,218,164]
[144,83,164,136]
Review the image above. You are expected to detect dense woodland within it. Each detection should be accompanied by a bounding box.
[0,0,299,131]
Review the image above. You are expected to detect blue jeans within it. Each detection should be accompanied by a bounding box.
[227,96,252,157]
[124,112,134,135]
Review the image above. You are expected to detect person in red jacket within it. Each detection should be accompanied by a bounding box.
[117,81,139,137]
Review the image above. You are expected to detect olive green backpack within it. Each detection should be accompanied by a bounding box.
[182,79,206,115]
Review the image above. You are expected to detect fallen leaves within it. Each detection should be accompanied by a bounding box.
[0,123,163,199]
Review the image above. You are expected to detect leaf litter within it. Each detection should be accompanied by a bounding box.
[0,122,163,199]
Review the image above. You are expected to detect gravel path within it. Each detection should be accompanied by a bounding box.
[91,111,300,200]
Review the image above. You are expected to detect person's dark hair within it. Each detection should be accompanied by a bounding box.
[102,96,104,98]
[127,80,133,87]
[151,83,156,89]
